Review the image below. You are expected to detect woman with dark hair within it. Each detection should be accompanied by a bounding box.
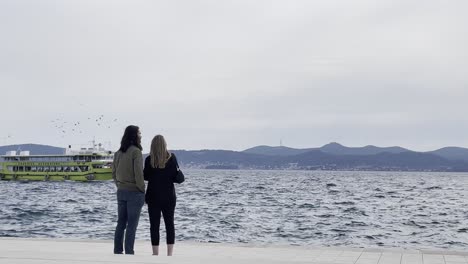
[112,125,145,255]
[144,135,183,256]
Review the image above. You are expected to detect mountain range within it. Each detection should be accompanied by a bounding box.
[243,142,409,156]
[244,142,468,162]
[0,144,64,155]
[2,143,468,172]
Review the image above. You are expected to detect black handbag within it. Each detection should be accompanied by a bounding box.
[173,155,185,184]
[175,168,185,184]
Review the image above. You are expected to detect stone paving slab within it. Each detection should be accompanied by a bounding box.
[0,238,467,264]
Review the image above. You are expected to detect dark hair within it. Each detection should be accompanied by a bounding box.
[119,125,142,152]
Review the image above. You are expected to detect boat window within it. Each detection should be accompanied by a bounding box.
[56,167,62,172]
[37,167,43,172]
[25,166,31,172]
[50,167,56,172]
[64,167,70,172]
[31,167,37,172]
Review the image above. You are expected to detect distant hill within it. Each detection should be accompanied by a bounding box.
[289,149,466,171]
[173,148,468,171]
[428,147,468,162]
[243,145,314,156]
[0,144,64,155]
[171,149,280,168]
[319,142,409,155]
[244,142,409,156]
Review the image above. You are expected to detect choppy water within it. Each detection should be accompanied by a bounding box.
[1,170,467,250]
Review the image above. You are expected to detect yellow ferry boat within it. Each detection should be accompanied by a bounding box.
[0,144,113,182]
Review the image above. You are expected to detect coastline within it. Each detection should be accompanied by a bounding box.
[1,238,467,264]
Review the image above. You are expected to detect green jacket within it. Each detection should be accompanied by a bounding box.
[112,145,145,193]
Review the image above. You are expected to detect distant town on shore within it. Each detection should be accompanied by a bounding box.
[2,142,468,172]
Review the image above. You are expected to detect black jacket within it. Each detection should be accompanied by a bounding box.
[143,154,179,206]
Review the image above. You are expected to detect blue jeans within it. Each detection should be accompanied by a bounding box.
[114,189,145,255]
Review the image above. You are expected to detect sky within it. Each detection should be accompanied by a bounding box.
[0,0,467,152]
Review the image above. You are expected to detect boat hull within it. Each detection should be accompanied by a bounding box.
[0,171,112,182]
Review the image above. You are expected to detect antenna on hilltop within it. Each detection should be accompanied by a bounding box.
[15,145,22,155]
[280,138,283,147]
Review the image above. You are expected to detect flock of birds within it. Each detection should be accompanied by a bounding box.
[51,115,120,138]
[1,101,125,144]
[0,114,120,148]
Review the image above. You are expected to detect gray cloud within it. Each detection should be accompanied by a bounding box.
[0,0,467,151]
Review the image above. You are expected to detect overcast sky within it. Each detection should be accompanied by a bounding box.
[0,0,467,151]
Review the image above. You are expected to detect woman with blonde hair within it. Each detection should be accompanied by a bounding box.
[144,135,184,256]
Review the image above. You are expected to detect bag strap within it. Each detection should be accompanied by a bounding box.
[172,153,180,171]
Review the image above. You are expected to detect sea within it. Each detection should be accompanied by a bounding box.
[1,170,467,250]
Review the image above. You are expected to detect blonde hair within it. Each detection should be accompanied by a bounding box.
[150,135,171,169]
